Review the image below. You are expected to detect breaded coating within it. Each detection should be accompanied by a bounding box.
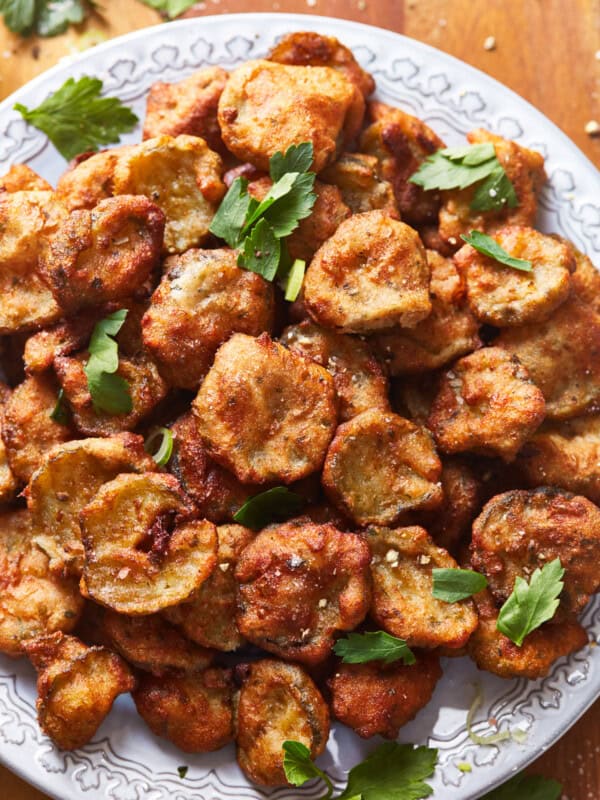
[455,226,574,326]
[112,135,225,254]
[320,152,399,216]
[391,371,441,426]
[438,129,546,248]
[0,191,66,333]
[25,632,135,750]
[360,101,445,226]
[235,521,371,664]
[2,373,72,483]
[142,248,275,389]
[280,319,390,421]
[328,651,442,738]
[40,195,165,313]
[94,608,214,675]
[133,668,234,752]
[268,31,374,97]
[427,347,546,461]
[80,472,218,614]
[468,589,588,679]
[143,66,228,153]
[304,210,431,333]
[164,524,254,651]
[235,659,330,786]
[375,249,482,374]
[322,409,443,526]
[0,510,83,657]
[0,163,52,192]
[471,488,600,616]
[570,246,600,313]
[55,147,130,211]
[193,333,338,484]
[518,415,600,503]
[0,383,18,501]
[23,314,98,374]
[218,59,364,173]
[368,525,478,648]
[27,434,155,575]
[497,294,600,420]
[54,351,168,437]
[168,412,254,522]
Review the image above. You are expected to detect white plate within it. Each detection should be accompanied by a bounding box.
[1,13,599,800]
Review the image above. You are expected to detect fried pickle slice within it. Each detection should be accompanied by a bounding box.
[0,163,52,193]
[319,152,399,216]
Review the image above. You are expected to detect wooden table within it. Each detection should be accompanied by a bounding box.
[0,2,599,798]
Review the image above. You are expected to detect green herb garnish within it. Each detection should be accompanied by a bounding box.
[50,388,69,425]
[461,230,533,272]
[409,142,518,211]
[176,765,188,779]
[138,0,196,19]
[333,631,416,666]
[83,310,132,416]
[282,741,334,799]
[284,258,306,302]
[14,76,138,161]
[233,486,305,531]
[0,0,94,37]
[480,772,562,800]
[431,568,488,603]
[145,427,173,467]
[496,558,564,646]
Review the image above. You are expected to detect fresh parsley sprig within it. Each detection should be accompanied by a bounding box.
[283,740,437,800]
[409,142,518,212]
[461,230,533,272]
[83,310,132,416]
[209,142,316,293]
[496,558,565,646]
[50,388,69,425]
[432,568,488,603]
[138,0,196,19]
[0,0,94,37]
[480,772,562,800]
[14,76,138,161]
[333,631,416,666]
[233,486,305,531]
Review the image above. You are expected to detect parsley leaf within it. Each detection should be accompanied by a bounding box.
[145,427,173,467]
[83,310,132,415]
[408,142,518,211]
[333,631,416,666]
[239,217,281,282]
[496,558,565,646]
[270,141,314,181]
[138,0,196,18]
[264,172,317,238]
[480,772,562,800]
[431,568,488,603]
[209,177,254,248]
[282,741,334,799]
[233,486,305,531]
[50,388,69,425]
[461,230,533,272]
[284,258,306,302]
[176,765,188,779]
[338,742,437,800]
[0,0,91,36]
[14,76,138,161]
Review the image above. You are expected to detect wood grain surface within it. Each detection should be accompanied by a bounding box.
[0,2,599,799]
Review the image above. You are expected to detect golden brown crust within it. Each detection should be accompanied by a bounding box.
[164,524,254,651]
[359,101,445,226]
[268,31,375,97]
[322,409,443,526]
[27,434,155,576]
[328,652,442,738]
[193,333,338,484]
[143,66,229,153]
[427,347,546,461]
[218,59,364,173]
[2,373,72,483]
[0,510,83,657]
[280,319,390,421]
[0,163,52,193]
[0,382,18,501]
[55,147,131,211]
[471,488,600,616]
[304,210,431,333]
[235,520,371,665]
[455,225,574,327]
[142,248,275,389]
[497,294,600,420]
[25,632,135,750]
[319,152,399,216]
[368,525,478,648]
[40,195,165,313]
[467,589,588,679]
[80,472,218,614]
[23,314,99,374]
[375,249,482,374]
[112,135,225,254]
[570,246,600,313]
[235,659,330,786]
